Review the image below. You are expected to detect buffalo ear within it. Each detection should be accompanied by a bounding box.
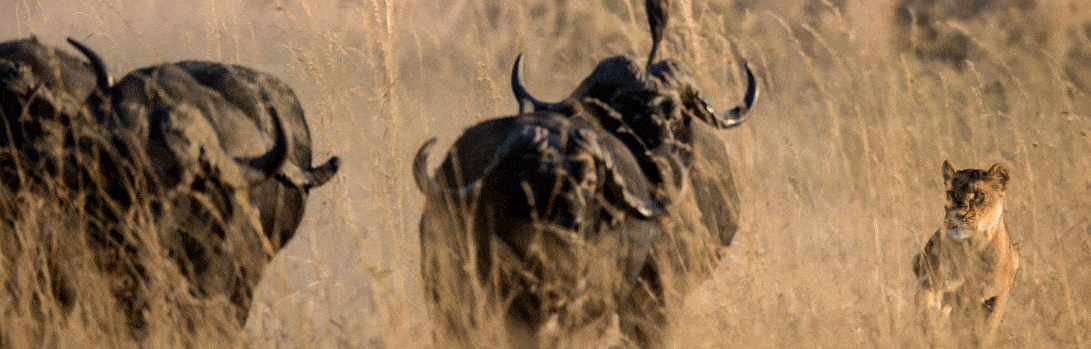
[942,160,955,189]
[987,163,1010,191]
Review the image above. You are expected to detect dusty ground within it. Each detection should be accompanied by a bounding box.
[3,0,1091,347]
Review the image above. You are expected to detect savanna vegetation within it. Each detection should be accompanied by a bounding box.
[3,0,1090,347]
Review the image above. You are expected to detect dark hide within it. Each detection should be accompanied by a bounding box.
[1,37,340,340]
[1,37,99,179]
[108,60,338,324]
[0,37,100,104]
[1,37,156,339]
[419,0,757,345]
[415,111,673,348]
[170,61,339,250]
[517,54,755,247]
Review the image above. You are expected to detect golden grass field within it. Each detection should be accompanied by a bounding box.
[3,0,1091,347]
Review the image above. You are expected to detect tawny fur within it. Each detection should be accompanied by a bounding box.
[913,161,1019,347]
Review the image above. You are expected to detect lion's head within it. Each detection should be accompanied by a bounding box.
[942,161,1009,241]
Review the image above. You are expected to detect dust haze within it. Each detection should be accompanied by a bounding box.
[3,0,1091,347]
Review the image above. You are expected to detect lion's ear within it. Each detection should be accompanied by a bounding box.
[942,160,956,188]
[987,163,1010,190]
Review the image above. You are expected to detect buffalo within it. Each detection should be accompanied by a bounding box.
[105,57,341,325]
[0,36,105,104]
[1,37,107,187]
[413,0,757,347]
[109,60,341,254]
[0,37,339,342]
[2,36,158,340]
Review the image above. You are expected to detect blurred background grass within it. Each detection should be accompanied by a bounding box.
[3,0,1091,347]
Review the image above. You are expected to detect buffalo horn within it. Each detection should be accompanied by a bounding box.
[511,54,571,114]
[413,138,483,201]
[66,37,112,91]
[234,109,290,184]
[716,62,757,129]
[276,156,341,190]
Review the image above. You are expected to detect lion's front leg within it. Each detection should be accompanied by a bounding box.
[916,287,949,347]
[980,287,1011,345]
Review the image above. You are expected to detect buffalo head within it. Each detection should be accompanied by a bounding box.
[509,6,757,248]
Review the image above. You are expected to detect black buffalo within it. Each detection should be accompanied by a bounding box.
[0,36,105,103]
[413,0,757,347]
[1,37,108,186]
[109,60,340,252]
[0,37,339,341]
[105,58,340,325]
[2,36,162,340]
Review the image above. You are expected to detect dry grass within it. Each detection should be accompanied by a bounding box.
[3,0,1091,347]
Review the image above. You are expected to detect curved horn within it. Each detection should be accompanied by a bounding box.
[511,54,570,114]
[276,155,341,190]
[412,138,439,195]
[66,37,112,91]
[303,156,340,188]
[717,62,758,129]
[413,138,482,200]
[234,109,289,184]
[645,0,669,67]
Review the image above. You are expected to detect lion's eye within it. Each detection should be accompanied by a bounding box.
[947,191,956,201]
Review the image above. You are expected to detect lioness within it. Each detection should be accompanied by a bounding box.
[913,161,1019,347]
